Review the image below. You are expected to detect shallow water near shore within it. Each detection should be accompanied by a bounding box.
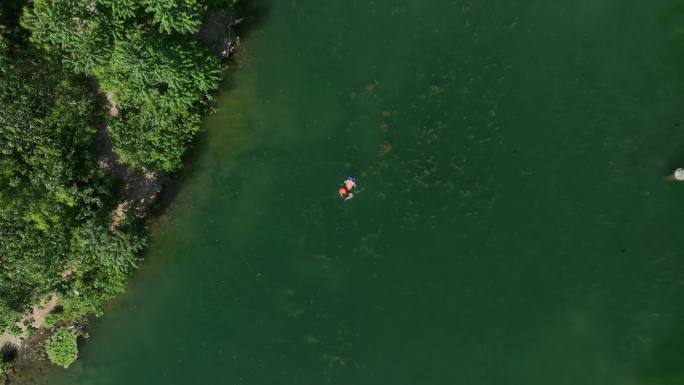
[34,0,684,384]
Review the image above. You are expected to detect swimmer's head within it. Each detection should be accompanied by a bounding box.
[347,176,355,181]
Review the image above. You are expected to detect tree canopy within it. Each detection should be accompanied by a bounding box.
[0,32,105,331]
[22,0,224,171]
[0,0,233,369]
[45,327,78,368]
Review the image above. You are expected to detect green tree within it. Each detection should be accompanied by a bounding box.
[0,0,234,370]
[0,30,105,331]
[143,0,204,34]
[22,0,225,173]
[45,327,78,368]
[96,0,140,20]
[21,0,113,73]
[58,220,146,320]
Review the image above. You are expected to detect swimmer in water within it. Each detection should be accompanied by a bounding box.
[338,176,356,201]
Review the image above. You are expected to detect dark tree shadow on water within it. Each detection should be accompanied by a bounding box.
[151,1,269,220]
[233,0,270,40]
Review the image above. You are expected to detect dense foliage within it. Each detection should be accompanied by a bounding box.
[45,327,78,368]
[0,0,231,369]
[0,30,110,334]
[22,0,223,171]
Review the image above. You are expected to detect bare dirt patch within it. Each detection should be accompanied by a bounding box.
[0,293,58,349]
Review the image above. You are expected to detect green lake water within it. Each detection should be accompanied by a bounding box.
[35,0,684,384]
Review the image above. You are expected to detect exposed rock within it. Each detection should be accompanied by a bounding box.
[197,9,242,58]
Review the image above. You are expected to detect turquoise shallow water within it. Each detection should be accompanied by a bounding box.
[33,0,684,384]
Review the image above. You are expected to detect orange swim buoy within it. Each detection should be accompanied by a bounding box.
[339,186,348,195]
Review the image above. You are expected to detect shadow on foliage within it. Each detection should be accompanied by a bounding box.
[0,0,26,30]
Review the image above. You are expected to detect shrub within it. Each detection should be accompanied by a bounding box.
[23,0,223,173]
[45,327,78,368]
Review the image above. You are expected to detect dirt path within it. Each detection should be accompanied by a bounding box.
[96,91,162,230]
[0,293,58,349]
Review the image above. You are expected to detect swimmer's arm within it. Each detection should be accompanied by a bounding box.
[345,193,354,201]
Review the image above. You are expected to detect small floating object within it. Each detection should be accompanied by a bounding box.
[675,168,684,181]
[339,186,349,196]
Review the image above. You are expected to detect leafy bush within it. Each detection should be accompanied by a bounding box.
[21,0,114,73]
[0,0,232,367]
[97,26,220,170]
[53,221,146,321]
[43,313,59,327]
[144,0,204,34]
[0,30,105,331]
[23,0,226,173]
[45,327,78,368]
